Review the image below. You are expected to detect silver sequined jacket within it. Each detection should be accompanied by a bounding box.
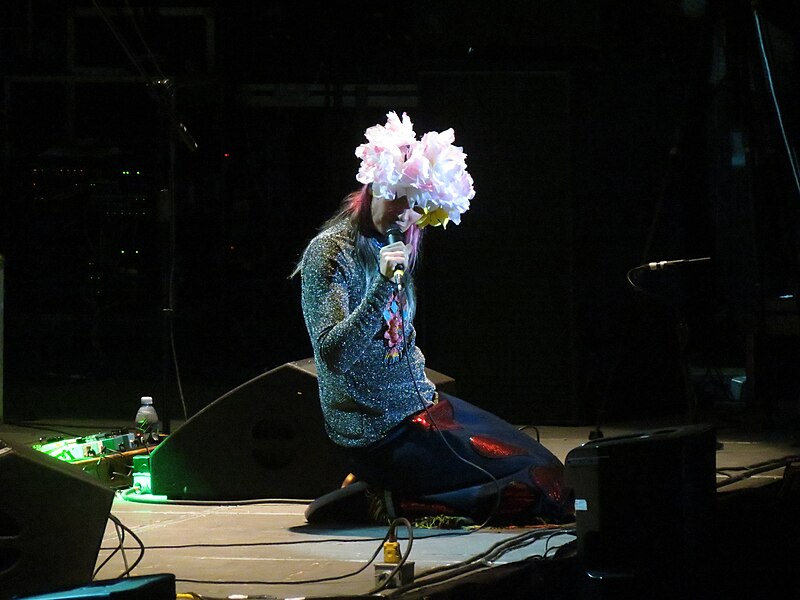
[300,219,435,447]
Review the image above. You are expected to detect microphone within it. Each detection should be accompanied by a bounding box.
[627,256,711,289]
[385,226,406,286]
[644,257,711,270]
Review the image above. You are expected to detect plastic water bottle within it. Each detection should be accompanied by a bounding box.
[135,396,160,436]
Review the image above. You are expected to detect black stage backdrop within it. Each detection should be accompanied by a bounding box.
[1,1,798,425]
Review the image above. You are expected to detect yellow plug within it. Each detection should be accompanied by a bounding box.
[383,540,401,563]
[376,521,414,588]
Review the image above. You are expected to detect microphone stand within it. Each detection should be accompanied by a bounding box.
[630,258,711,423]
[92,2,196,433]
[589,257,711,441]
[151,78,197,437]
[158,81,177,436]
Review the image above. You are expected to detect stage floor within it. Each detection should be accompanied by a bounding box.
[2,405,799,599]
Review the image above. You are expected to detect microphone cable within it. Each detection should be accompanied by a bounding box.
[394,274,503,531]
[752,5,800,201]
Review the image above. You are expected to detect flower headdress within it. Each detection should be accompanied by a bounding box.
[355,111,475,229]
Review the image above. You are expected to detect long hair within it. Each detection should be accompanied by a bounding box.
[294,184,423,274]
[293,184,422,315]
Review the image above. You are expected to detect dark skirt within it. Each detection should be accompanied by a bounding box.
[344,393,574,523]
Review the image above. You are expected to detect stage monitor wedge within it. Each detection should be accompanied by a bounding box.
[0,438,114,600]
[150,359,457,500]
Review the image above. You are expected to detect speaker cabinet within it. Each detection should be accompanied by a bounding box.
[564,425,716,597]
[0,439,114,600]
[150,359,456,500]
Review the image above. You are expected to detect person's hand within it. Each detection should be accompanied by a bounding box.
[379,241,410,281]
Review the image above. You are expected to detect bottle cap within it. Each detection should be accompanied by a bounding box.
[141,396,153,404]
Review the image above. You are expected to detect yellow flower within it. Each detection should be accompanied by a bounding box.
[416,206,450,229]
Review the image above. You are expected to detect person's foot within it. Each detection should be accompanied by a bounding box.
[412,515,474,529]
[365,487,397,524]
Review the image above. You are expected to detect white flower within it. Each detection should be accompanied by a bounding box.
[403,129,475,225]
[355,112,475,226]
[355,111,416,200]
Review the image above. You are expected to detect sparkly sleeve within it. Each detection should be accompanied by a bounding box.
[301,235,394,374]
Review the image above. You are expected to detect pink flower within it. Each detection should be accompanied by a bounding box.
[355,112,416,200]
[355,112,475,225]
[406,129,474,225]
